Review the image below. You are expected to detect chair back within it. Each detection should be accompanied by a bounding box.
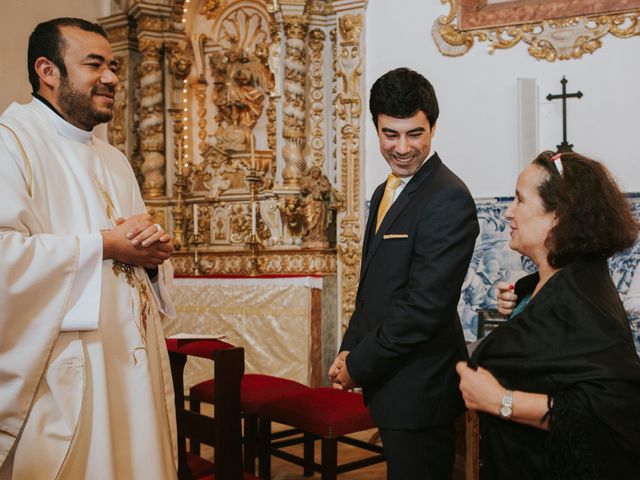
[167,339,245,480]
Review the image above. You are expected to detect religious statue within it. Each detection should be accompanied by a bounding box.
[209,44,275,150]
[297,166,343,247]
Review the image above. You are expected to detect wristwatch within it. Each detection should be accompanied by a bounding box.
[499,390,513,419]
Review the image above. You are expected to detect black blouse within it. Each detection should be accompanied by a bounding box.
[470,255,640,480]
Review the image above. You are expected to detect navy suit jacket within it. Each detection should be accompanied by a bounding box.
[340,153,479,429]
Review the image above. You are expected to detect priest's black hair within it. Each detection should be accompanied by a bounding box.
[28,17,108,93]
[369,67,439,130]
[533,150,640,267]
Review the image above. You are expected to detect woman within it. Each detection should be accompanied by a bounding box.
[457,151,640,479]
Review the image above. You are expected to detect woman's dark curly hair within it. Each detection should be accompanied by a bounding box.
[532,150,640,268]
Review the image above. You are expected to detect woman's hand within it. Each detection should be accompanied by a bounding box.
[456,362,551,430]
[456,362,504,415]
[496,281,518,316]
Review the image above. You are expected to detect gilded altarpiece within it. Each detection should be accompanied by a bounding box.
[100,0,368,384]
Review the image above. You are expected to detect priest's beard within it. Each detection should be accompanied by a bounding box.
[57,76,114,130]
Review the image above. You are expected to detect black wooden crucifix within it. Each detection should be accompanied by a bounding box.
[546,76,583,153]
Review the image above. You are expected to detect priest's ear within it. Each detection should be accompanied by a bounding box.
[33,56,61,93]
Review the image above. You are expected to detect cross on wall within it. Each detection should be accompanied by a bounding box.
[546,76,583,153]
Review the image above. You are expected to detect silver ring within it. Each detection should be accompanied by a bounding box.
[153,223,162,233]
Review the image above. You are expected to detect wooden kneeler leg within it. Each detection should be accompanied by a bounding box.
[243,413,258,474]
[321,437,337,480]
[303,432,314,476]
[189,398,201,456]
[258,417,272,480]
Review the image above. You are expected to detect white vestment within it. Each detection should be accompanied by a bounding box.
[0,99,177,479]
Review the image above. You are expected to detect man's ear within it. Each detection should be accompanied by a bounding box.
[429,121,437,138]
[33,57,60,91]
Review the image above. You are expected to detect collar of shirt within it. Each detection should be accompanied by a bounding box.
[391,151,435,202]
[32,95,94,145]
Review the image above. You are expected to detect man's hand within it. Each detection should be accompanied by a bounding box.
[114,214,171,247]
[496,281,518,316]
[328,351,357,390]
[103,215,174,268]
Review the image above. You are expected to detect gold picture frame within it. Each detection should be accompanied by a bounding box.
[432,0,640,61]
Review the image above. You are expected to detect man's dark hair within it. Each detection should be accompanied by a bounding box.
[28,17,108,93]
[369,67,439,129]
[532,150,640,268]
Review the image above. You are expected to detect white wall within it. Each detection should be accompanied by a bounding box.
[0,0,111,114]
[365,0,640,198]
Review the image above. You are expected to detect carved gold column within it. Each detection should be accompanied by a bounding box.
[138,38,166,198]
[307,28,326,170]
[266,20,281,154]
[100,13,137,164]
[333,2,366,333]
[194,81,208,156]
[281,14,309,186]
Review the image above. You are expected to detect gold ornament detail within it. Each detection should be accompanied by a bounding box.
[200,0,223,19]
[137,16,167,34]
[108,55,128,155]
[266,102,277,153]
[284,15,308,40]
[171,250,337,276]
[432,0,640,61]
[195,82,208,155]
[335,13,364,332]
[338,14,363,46]
[107,25,133,44]
[167,43,193,80]
[307,28,326,169]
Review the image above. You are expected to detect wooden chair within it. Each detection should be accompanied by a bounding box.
[189,374,309,475]
[166,338,258,480]
[255,387,385,480]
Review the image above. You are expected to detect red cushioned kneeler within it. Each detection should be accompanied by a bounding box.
[189,374,309,475]
[255,387,385,480]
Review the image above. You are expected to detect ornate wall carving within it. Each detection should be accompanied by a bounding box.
[100,0,372,322]
[432,0,640,61]
[334,8,365,332]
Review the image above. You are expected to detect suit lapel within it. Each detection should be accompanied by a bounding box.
[359,154,442,283]
[362,185,384,260]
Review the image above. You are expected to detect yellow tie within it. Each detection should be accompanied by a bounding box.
[376,173,402,232]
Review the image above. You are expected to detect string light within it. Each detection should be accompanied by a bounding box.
[178,2,191,174]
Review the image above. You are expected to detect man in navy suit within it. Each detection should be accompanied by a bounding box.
[329,68,479,479]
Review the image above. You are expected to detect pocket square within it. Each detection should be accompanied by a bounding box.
[383,233,409,239]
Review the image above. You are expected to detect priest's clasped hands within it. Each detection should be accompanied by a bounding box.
[328,350,358,390]
[101,213,173,268]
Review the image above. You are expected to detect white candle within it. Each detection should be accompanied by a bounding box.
[250,134,256,170]
[251,201,257,236]
[193,204,199,235]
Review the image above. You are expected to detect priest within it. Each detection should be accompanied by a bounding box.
[0,18,177,479]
